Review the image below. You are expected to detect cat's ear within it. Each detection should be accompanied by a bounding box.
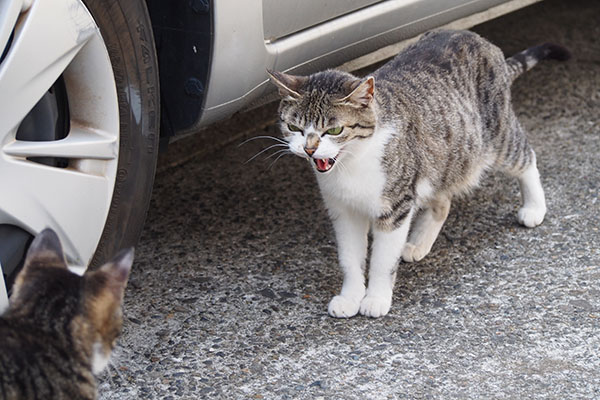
[23,228,67,269]
[98,248,134,298]
[336,76,375,108]
[267,69,306,100]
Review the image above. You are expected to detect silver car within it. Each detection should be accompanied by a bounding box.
[0,0,536,307]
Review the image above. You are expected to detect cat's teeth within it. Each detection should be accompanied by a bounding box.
[314,157,335,172]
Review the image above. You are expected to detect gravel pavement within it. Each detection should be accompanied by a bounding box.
[99,0,599,398]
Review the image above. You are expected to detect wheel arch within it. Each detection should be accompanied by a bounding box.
[144,0,213,143]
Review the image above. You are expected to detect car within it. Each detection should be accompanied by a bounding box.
[0,0,539,309]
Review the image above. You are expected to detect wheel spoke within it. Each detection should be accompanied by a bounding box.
[0,0,96,138]
[0,272,8,313]
[0,159,112,266]
[4,124,118,160]
[0,0,120,273]
[0,1,22,59]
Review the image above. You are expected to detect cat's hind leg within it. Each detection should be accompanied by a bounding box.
[515,154,546,227]
[500,123,546,227]
[402,195,451,262]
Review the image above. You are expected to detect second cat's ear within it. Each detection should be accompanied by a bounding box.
[336,76,375,108]
[267,70,306,100]
[84,248,134,307]
[23,228,67,269]
[99,248,134,296]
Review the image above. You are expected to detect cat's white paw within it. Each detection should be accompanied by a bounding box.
[518,206,546,228]
[328,295,361,318]
[359,295,392,318]
[401,242,428,263]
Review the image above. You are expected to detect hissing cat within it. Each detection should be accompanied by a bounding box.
[268,30,569,318]
[0,229,134,399]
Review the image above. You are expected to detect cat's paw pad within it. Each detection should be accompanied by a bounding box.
[328,295,360,318]
[518,206,546,228]
[402,242,428,263]
[359,295,392,318]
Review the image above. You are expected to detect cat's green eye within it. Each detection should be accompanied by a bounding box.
[326,126,344,136]
[287,124,302,132]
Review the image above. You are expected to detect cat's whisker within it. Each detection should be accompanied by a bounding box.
[245,143,288,164]
[268,150,292,169]
[338,148,356,158]
[335,157,350,176]
[100,362,117,388]
[264,148,290,161]
[106,348,129,385]
[335,152,353,174]
[239,135,288,147]
[335,157,346,172]
[110,364,126,385]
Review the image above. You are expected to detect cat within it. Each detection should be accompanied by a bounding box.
[0,229,134,399]
[267,29,569,318]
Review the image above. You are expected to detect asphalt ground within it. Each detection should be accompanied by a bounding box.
[99,0,599,398]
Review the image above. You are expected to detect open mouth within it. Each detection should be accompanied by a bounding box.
[313,157,336,173]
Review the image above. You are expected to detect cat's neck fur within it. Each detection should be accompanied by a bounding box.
[316,122,393,219]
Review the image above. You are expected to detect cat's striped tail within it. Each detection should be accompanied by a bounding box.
[506,43,570,82]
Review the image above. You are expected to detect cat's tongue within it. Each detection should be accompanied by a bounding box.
[315,158,334,172]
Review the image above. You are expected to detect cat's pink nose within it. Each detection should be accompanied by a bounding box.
[304,147,316,156]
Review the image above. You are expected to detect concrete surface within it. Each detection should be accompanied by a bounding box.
[99,0,599,398]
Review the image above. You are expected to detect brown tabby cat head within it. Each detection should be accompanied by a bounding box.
[9,229,134,374]
[267,69,377,173]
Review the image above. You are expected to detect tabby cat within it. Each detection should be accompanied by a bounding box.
[268,30,569,318]
[0,229,134,399]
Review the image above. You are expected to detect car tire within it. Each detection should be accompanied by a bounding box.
[83,0,160,268]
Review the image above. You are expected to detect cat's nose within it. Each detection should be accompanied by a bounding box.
[304,132,320,157]
[304,147,316,156]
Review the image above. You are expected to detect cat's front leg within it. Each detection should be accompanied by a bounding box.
[327,208,369,318]
[360,210,414,318]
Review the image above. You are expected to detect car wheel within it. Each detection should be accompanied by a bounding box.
[0,0,159,306]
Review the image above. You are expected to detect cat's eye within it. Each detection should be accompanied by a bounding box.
[326,126,344,136]
[287,123,302,132]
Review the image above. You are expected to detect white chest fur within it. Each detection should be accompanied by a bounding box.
[316,127,392,218]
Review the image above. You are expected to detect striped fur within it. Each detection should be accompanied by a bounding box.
[269,29,568,318]
[0,230,133,399]
[506,42,571,82]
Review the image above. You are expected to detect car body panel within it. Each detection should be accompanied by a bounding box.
[262,0,381,41]
[195,0,517,130]
[148,0,538,136]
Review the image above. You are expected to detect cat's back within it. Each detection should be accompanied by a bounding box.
[374,30,512,198]
[374,29,507,93]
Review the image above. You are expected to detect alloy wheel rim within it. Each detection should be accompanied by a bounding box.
[0,0,119,282]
